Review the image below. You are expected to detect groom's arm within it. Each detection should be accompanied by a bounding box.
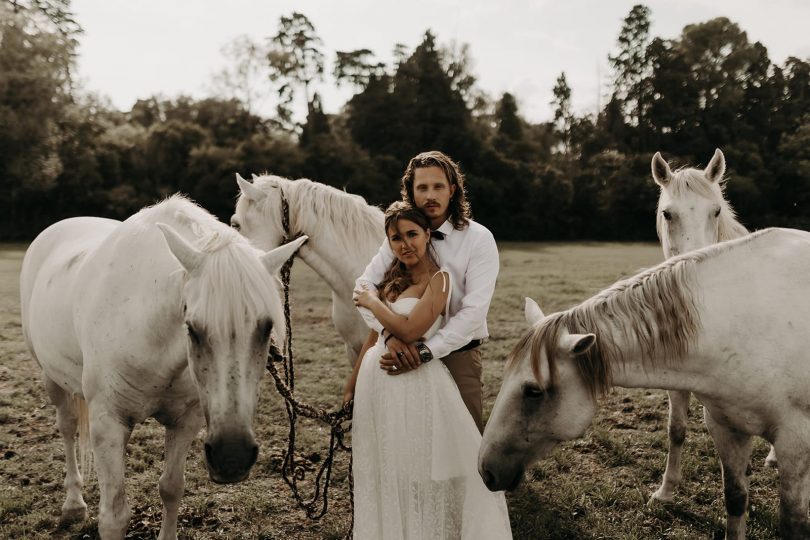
[424,230,499,359]
[355,238,395,333]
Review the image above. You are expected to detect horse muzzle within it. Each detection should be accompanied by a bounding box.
[203,432,259,484]
[478,457,525,492]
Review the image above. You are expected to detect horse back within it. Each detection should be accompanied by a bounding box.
[21,217,120,393]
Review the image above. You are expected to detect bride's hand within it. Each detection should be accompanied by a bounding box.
[352,285,379,309]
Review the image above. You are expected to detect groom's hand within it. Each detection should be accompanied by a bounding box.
[382,337,420,373]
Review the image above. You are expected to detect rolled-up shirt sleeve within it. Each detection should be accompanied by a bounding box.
[355,239,395,332]
[425,229,499,359]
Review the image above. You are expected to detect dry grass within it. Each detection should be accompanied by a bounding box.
[0,242,779,539]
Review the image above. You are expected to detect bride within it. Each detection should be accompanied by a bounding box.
[344,201,512,539]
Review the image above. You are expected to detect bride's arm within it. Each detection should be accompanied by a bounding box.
[342,330,378,405]
[355,271,449,343]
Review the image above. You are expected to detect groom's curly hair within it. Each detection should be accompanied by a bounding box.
[400,150,471,230]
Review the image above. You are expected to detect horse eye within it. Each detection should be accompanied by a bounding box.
[714,207,721,218]
[186,322,201,345]
[662,210,672,221]
[522,384,546,400]
[258,319,273,340]
[230,219,241,231]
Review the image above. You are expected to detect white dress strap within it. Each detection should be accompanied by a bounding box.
[430,268,452,316]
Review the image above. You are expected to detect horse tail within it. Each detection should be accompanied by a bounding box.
[73,394,93,478]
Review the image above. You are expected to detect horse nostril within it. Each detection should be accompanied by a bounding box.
[204,442,214,464]
[481,468,495,490]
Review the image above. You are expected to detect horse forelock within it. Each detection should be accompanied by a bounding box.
[191,242,284,344]
[253,174,384,257]
[656,167,748,243]
[140,195,284,343]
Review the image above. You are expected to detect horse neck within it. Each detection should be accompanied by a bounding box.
[298,232,371,299]
[718,213,749,241]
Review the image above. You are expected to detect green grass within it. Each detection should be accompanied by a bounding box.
[0,242,781,538]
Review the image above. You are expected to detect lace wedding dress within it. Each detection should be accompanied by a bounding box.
[352,282,512,539]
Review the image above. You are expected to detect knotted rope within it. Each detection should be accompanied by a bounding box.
[265,185,354,537]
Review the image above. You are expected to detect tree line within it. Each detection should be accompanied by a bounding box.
[2,2,809,241]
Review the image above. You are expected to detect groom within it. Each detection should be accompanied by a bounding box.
[355,150,499,432]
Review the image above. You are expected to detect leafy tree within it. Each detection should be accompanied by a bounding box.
[267,12,325,131]
[495,92,522,141]
[211,35,270,115]
[143,120,209,196]
[0,2,76,235]
[4,0,81,36]
[551,72,573,154]
[333,49,386,90]
[609,4,652,125]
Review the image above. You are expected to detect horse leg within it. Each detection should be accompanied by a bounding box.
[43,376,88,522]
[90,405,133,540]
[773,434,810,538]
[765,444,778,468]
[157,412,204,540]
[650,390,690,503]
[704,409,753,540]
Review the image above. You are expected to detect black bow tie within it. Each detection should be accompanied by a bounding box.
[430,230,446,240]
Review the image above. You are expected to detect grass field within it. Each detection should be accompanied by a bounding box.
[0,242,780,539]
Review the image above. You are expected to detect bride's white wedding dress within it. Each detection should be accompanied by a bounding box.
[352,281,512,539]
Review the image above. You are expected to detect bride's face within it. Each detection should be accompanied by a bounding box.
[387,218,430,267]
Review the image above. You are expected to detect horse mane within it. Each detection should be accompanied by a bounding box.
[251,175,384,257]
[135,195,285,342]
[508,230,774,399]
[656,167,749,243]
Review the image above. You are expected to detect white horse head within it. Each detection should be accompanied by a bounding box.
[652,149,747,257]
[230,173,385,364]
[231,173,288,251]
[157,222,308,483]
[480,298,597,491]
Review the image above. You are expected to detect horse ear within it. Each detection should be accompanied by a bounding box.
[706,148,725,184]
[651,152,672,186]
[524,297,545,325]
[260,235,309,275]
[236,173,265,201]
[157,223,203,273]
[561,333,596,356]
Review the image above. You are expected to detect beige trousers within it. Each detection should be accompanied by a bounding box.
[441,348,484,433]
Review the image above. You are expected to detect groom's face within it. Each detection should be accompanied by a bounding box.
[412,166,456,227]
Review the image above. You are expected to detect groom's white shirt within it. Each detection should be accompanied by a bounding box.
[355,218,499,359]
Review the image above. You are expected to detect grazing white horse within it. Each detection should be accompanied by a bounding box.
[230,174,384,364]
[479,228,810,539]
[20,196,307,539]
[650,149,777,502]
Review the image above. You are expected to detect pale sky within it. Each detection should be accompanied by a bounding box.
[72,0,810,124]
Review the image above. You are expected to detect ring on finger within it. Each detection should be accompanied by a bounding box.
[396,351,405,358]
[390,365,398,371]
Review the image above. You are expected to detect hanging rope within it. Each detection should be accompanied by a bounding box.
[264,186,354,537]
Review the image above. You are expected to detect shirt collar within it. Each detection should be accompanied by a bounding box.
[435,220,454,236]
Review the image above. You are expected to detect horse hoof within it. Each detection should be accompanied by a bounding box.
[648,489,674,506]
[59,504,87,523]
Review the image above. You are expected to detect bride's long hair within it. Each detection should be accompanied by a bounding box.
[378,201,439,302]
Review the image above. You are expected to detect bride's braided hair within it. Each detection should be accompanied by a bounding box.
[378,201,439,302]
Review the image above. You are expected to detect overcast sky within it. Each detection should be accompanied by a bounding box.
[72,0,810,123]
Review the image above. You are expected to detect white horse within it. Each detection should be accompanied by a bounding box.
[230,174,384,364]
[20,195,307,539]
[480,228,810,539]
[650,149,777,502]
